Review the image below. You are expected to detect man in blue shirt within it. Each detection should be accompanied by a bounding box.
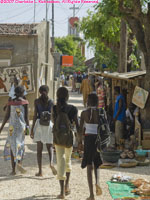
[113,86,126,147]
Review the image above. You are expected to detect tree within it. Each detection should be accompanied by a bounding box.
[80,8,120,71]
[55,36,87,73]
[80,4,140,72]
[96,0,150,128]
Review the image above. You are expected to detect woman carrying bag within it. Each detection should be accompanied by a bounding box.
[30,85,56,176]
[52,87,79,199]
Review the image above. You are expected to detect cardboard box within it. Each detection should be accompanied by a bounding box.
[142,140,150,150]
[143,129,150,140]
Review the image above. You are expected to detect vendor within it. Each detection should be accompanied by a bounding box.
[113,86,126,148]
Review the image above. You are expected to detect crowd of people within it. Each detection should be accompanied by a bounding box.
[0,72,139,200]
[0,84,104,200]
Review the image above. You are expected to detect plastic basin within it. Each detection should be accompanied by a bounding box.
[101,151,121,163]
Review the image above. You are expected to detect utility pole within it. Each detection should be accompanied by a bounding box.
[69,5,79,35]
[46,0,48,22]
[45,0,49,84]
[70,5,79,17]
[33,1,36,23]
[52,3,55,50]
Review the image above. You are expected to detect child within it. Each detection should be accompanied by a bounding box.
[79,93,102,200]
[52,87,79,199]
[0,86,29,175]
[30,85,56,176]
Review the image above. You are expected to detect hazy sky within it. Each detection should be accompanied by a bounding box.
[0,2,97,58]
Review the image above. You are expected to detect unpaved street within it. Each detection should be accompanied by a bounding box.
[0,90,150,200]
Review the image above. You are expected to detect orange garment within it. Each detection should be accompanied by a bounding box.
[0,77,7,92]
[80,79,92,107]
[96,85,105,108]
[21,76,29,90]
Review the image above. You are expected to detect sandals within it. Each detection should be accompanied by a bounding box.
[35,172,43,177]
[57,194,65,199]
[96,184,102,196]
[65,189,71,196]
[17,164,27,174]
[86,197,95,200]
[50,165,57,176]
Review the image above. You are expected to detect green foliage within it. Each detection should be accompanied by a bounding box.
[80,4,120,71]
[55,36,86,73]
[80,0,144,72]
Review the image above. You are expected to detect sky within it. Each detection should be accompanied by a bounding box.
[0,2,97,59]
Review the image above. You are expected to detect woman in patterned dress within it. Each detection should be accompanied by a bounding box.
[0,86,29,175]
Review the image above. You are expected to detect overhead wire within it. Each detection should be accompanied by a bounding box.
[25,3,44,23]
[58,3,72,17]
[0,5,35,23]
[75,3,85,15]
[0,4,32,15]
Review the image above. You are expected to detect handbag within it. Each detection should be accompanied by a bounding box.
[39,111,51,126]
[39,100,53,126]
[96,108,111,152]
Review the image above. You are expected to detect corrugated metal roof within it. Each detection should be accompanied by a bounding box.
[89,71,146,81]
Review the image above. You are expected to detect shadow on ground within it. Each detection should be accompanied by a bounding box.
[7,195,59,200]
[0,174,54,182]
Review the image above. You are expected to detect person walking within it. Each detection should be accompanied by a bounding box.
[79,93,102,200]
[80,75,92,107]
[72,72,77,92]
[60,73,65,87]
[52,87,79,199]
[30,85,56,176]
[113,86,126,148]
[76,71,82,94]
[0,86,29,175]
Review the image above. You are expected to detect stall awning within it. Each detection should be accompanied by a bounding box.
[89,71,146,81]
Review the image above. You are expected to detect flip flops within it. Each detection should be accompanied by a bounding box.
[65,189,71,196]
[56,194,65,199]
[96,184,102,196]
[17,164,27,174]
[50,165,57,175]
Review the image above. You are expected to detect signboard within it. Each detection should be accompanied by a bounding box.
[62,55,73,67]
[0,63,35,96]
[132,86,149,109]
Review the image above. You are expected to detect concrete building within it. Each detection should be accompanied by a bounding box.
[0,21,54,119]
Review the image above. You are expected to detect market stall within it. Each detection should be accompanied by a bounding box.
[89,70,150,161]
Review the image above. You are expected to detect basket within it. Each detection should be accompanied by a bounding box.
[137,159,150,166]
[101,151,121,163]
[119,162,137,168]
[135,154,146,162]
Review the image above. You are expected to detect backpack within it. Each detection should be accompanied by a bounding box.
[53,106,73,148]
[39,100,52,126]
[96,108,111,152]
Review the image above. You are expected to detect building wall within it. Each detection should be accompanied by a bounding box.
[35,21,54,100]
[0,21,54,120]
[0,35,38,119]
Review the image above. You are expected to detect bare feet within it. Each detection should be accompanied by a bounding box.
[17,164,27,174]
[35,172,43,177]
[57,194,65,199]
[96,184,102,196]
[50,165,57,175]
[9,171,16,175]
